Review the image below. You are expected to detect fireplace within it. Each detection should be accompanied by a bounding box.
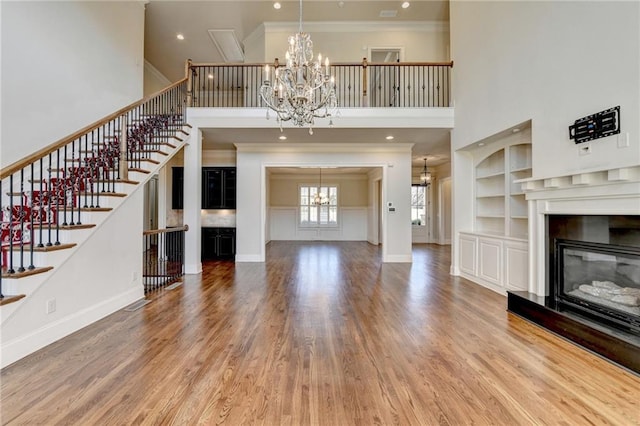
[548,215,640,337]
[555,238,640,335]
[506,166,640,373]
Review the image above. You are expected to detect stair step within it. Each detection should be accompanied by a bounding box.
[65,158,160,165]
[45,167,149,177]
[128,158,160,165]
[129,168,151,174]
[30,223,96,231]
[0,295,26,306]
[29,178,139,185]
[98,178,139,185]
[137,150,169,156]
[7,191,125,200]
[2,266,54,279]
[1,243,76,252]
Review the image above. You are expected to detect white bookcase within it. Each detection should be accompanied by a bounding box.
[460,124,532,294]
[475,143,531,239]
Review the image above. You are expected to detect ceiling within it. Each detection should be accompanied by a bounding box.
[144,0,451,168]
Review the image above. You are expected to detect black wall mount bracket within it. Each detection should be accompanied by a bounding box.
[569,106,620,144]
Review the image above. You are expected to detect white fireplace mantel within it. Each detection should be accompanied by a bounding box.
[520,165,640,296]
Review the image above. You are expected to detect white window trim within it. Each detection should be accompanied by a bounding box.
[298,183,340,228]
[411,184,427,228]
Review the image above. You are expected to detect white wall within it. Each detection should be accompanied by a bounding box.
[144,60,171,96]
[235,143,413,263]
[245,22,449,63]
[1,189,145,368]
[450,1,640,177]
[1,1,145,168]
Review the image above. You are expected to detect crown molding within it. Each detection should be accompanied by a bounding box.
[262,21,448,34]
[235,142,413,153]
[144,60,171,86]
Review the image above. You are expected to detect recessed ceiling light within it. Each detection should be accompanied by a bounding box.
[478,142,485,146]
[512,128,521,133]
[208,73,214,79]
[386,135,394,140]
[273,2,281,9]
[176,33,185,40]
[279,135,287,140]
[402,2,410,8]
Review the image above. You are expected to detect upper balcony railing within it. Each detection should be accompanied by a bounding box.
[187,59,453,109]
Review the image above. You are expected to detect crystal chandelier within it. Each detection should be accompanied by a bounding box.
[260,0,338,134]
[313,168,329,205]
[420,157,432,186]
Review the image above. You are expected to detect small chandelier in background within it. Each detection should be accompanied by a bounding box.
[420,157,432,186]
[313,168,329,205]
[260,0,338,134]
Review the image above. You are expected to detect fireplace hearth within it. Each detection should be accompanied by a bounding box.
[508,214,640,374]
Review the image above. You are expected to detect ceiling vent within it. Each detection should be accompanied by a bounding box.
[379,10,398,18]
[208,29,245,63]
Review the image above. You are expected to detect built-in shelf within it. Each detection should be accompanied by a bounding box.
[475,142,532,238]
[461,123,532,296]
[477,194,505,199]
[477,171,506,180]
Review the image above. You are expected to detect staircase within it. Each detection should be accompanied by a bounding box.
[0,79,189,366]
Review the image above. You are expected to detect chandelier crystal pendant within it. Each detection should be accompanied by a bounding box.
[260,0,338,134]
[420,157,432,186]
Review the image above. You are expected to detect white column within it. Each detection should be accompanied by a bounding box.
[184,127,202,274]
[157,166,167,231]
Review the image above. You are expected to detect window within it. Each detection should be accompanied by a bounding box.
[411,185,427,226]
[299,185,338,227]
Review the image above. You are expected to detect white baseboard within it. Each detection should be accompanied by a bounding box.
[235,254,265,262]
[383,254,413,263]
[1,287,143,369]
[459,272,507,296]
[185,263,203,274]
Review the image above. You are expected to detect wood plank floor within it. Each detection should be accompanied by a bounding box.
[1,242,639,425]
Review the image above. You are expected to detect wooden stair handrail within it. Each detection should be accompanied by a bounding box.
[0,78,188,180]
[143,224,189,236]
[189,61,454,68]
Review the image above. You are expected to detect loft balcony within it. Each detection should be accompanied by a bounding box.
[185,60,454,132]
[188,60,452,109]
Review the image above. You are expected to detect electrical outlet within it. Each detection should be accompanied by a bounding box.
[578,144,592,156]
[46,298,56,314]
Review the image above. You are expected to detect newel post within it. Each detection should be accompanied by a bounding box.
[362,57,369,107]
[186,59,193,107]
[119,114,129,181]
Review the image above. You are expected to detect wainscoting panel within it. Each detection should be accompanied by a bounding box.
[269,207,368,241]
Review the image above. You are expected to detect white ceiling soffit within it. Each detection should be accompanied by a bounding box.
[208,29,245,63]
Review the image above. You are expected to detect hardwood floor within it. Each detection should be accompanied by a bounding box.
[2,242,639,425]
